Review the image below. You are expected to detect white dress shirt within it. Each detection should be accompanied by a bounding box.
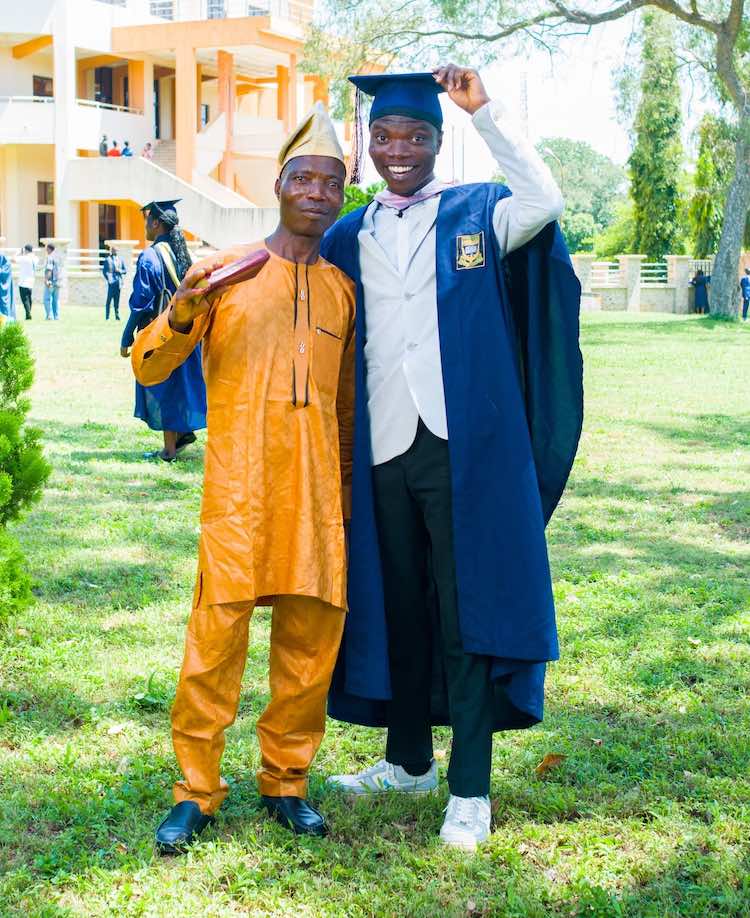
[17,253,37,289]
[358,99,564,466]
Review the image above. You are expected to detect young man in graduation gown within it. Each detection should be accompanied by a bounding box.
[131,103,355,850]
[322,65,583,851]
[121,200,207,461]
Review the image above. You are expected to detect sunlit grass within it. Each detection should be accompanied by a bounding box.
[1,307,749,916]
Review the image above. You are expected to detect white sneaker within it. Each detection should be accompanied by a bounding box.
[326,758,438,795]
[439,795,491,851]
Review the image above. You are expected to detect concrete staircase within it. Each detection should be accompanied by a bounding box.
[152,139,177,175]
[65,156,279,249]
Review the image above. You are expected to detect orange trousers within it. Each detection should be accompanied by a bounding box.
[171,593,345,815]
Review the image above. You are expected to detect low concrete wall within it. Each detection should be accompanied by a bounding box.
[640,286,676,313]
[592,286,628,311]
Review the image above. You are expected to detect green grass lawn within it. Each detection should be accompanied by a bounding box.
[1,306,749,917]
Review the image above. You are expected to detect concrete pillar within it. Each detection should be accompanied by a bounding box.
[143,57,155,139]
[288,54,298,129]
[666,255,693,314]
[175,42,197,181]
[105,239,139,282]
[312,76,329,107]
[571,254,596,293]
[52,2,78,242]
[41,237,71,305]
[128,60,145,112]
[217,50,236,189]
[276,64,289,130]
[619,255,644,312]
[196,62,203,131]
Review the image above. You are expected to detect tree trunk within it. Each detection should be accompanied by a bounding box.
[710,110,750,318]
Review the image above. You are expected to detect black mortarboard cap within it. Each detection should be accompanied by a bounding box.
[348,72,446,130]
[141,199,181,224]
[346,73,445,184]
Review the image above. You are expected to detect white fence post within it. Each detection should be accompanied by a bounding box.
[571,254,596,293]
[666,255,693,314]
[619,255,644,312]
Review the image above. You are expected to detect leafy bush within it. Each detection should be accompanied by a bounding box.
[340,181,386,217]
[0,322,50,625]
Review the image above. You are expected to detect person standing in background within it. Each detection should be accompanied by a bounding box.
[108,141,121,158]
[120,200,206,462]
[141,142,154,160]
[102,246,126,320]
[99,134,108,156]
[43,244,61,321]
[122,141,133,158]
[691,269,711,315]
[740,268,750,321]
[16,244,37,320]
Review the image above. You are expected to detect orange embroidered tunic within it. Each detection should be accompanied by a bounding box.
[131,243,355,610]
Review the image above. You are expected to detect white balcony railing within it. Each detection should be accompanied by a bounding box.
[148,0,312,22]
[0,96,55,144]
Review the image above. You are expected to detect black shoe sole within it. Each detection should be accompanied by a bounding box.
[264,803,328,837]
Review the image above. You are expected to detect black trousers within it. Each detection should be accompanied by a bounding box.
[105,283,121,319]
[743,297,749,320]
[372,421,495,797]
[19,286,32,320]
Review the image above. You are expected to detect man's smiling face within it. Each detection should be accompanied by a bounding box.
[369,115,443,196]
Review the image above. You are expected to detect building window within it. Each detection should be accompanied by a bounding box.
[200,104,210,128]
[37,212,54,244]
[150,0,174,18]
[207,0,226,16]
[94,67,114,106]
[33,75,53,98]
[37,182,54,206]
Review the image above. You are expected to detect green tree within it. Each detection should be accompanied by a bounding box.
[0,322,51,625]
[340,181,386,216]
[689,113,750,258]
[536,138,626,253]
[628,10,684,260]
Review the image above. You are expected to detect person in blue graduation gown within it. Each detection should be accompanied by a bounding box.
[120,200,206,461]
[321,65,583,850]
[0,253,15,322]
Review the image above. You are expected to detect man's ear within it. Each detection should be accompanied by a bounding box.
[435,130,444,155]
[274,177,281,200]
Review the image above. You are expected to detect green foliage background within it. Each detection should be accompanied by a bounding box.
[628,10,685,261]
[536,138,626,253]
[0,322,51,624]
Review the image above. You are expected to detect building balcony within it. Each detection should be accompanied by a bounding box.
[0,96,55,145]
[0,96,152,151]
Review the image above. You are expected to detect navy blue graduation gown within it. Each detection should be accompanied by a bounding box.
[320,182,583,731]
[121,238,207,432]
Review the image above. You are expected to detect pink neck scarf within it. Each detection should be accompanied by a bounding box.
[374,178,455,212]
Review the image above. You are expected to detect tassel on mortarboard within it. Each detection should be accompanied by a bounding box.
[348,86,365,185]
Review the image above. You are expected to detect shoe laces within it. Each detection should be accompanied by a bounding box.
[360,758,390,778]
[446,795,479,826]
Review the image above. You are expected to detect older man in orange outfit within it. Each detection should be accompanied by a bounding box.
[131,102,354,851]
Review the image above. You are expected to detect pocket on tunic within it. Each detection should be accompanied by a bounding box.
[312,325,343,398]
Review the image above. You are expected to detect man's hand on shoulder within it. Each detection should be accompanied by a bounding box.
[169,260,224,333]
[433,64,490,116]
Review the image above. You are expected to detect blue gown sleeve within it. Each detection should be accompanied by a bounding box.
[121,250,162,348]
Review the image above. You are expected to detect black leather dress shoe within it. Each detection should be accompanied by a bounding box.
[155,801,214,854]
[262,795,328,837]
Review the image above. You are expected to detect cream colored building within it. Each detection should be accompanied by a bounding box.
[0,0,330,255]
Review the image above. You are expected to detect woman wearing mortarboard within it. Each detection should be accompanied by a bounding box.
[321,65,583,851]
[120,200,207,461]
